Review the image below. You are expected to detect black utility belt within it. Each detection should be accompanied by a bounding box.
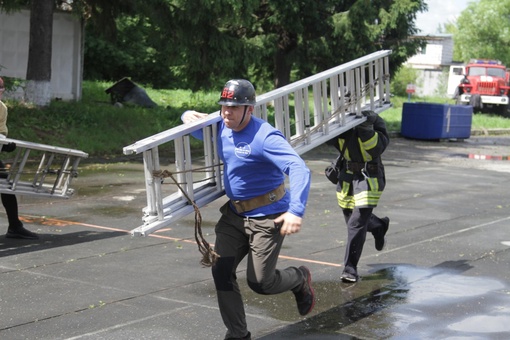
[346,161,378,173]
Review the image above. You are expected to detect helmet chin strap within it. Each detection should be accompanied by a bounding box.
[237,106,249,128]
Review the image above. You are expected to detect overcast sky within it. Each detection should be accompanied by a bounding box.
[415,0,479,34]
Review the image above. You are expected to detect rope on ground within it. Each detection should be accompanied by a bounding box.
[153,169,220,267]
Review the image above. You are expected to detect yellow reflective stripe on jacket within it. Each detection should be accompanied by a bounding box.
[338,139,351,160]
[353,190,382,206]
[337,177,382,208]
[357,132,378,162]
[337,181,355,209]
[367,176,379,191]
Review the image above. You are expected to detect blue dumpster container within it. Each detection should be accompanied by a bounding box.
[401,102,473,140]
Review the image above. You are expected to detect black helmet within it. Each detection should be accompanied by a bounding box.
[218,79,256,106]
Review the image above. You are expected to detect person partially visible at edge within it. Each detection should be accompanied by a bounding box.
[326,111,390,283]
[181,79,315,340]
[0,77,38,239]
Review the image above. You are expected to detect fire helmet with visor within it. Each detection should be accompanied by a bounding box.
[218,79,256,106]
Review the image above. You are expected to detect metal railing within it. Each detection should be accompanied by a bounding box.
[124,50,392,236]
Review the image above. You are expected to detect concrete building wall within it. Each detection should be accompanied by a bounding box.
[416,69,446,97]
[408,43,444,66]
[405,34,454,97]
[0,10,83,101]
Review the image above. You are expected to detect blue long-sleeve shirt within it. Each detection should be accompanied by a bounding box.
[183,113,311,217]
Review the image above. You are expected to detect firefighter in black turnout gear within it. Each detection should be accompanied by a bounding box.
[327,110,390,283]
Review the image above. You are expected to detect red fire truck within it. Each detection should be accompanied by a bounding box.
[453,59,510,116]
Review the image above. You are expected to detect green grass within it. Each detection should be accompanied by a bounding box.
[3,82,510,160]
[5,81,220,159]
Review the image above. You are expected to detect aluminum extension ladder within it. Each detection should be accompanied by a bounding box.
[124,50,393,236]
[0,137,88,199]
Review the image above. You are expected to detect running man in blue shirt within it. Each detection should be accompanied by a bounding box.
[182,79,315,340]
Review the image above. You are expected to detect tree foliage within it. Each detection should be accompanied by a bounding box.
[326,0,427,77]
[2,0,428,92]
[82,0,428,90]
[455,0,510,65]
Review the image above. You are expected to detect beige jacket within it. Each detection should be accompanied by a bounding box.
[0,100,8,136]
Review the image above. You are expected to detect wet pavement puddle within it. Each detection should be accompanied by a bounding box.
[258,263,510,339]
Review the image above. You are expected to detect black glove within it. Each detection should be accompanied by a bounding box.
[362,110,378,124]
[2,142,16,153]
[324,155,342,184]
[358,111,377,130]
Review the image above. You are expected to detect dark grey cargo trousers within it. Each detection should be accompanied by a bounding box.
[212,202,303,339]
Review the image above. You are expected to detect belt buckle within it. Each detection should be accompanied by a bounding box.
[268,192,277,202]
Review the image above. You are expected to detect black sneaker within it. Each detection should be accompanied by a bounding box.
[225,331,251,340]
[340,271,359,283]
[375,217,389,251]
[294,266,315,316]
[6,225,39,239]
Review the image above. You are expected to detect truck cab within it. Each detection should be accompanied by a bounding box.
[454,59,510,115]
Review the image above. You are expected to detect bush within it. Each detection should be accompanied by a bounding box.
[391,66,420,97]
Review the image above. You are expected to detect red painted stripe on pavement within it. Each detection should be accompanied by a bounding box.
[468,153,510,160]
[20,215,343,267]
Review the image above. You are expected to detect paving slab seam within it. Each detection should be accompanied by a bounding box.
[0,278,220,332]
[46,307,195,340]
[372,209,507,240]
[365,215,510,259]
[0,239,174,274]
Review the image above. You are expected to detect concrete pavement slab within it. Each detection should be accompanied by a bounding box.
[1,136,510,339]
